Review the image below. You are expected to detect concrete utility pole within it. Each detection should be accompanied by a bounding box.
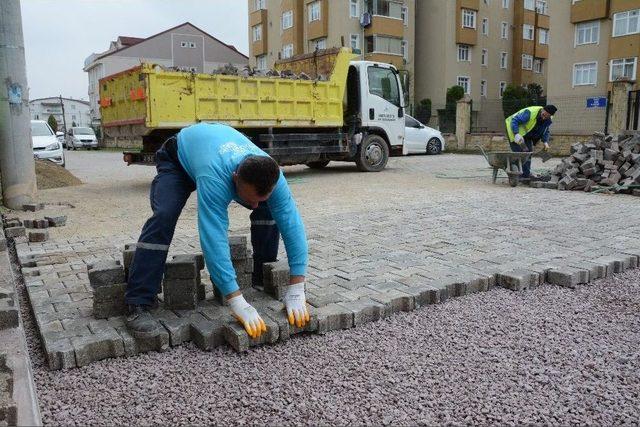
[0,0,37,209]
[59,95,67,132]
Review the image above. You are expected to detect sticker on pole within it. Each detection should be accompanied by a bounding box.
[8,84,22,104]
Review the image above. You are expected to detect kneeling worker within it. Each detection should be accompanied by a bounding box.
[505,104,557,180]
[125,123,310,338]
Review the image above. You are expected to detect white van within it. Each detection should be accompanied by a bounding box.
[66,127,98,150]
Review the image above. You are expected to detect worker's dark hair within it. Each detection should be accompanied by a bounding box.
[237,155,280,196]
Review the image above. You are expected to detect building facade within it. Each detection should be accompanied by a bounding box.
[29,97,91,131]
[84,22,248,126]
[547,0,640,134]
[414,0,549,131]
[247,0,415,105]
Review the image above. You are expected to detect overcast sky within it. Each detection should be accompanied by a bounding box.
[20,0,248,101]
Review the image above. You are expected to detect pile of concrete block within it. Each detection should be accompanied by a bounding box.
[534,133,640,193]
[163,254,204,310]
[2,216,25,242]
[88,260,127,319]
[212,235,254,304]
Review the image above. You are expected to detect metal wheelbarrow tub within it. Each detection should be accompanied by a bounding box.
[477,146,533,187]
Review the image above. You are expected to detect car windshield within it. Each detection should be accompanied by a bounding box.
[74,127,94,135]
[31,122,53,137]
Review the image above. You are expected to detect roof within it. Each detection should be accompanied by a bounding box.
[118,36,144,47]
[91,22,247,63]
[30,97,89,105]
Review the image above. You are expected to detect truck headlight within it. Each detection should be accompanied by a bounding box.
[45,142,60,151]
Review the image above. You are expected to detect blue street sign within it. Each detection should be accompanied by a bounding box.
[586,97,607,108]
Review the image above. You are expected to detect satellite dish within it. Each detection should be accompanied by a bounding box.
[360,12,372,28]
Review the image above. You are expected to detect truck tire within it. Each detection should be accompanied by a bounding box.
[355,134,389,172]
[306,160,330,169]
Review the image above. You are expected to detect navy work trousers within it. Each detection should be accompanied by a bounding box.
[509,136,539,178]
[125,140,280,306]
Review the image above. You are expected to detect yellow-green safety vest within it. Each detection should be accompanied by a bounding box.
[505,106,544,143]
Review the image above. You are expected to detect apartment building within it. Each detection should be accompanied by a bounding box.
[415,0,549,130]
[247,0,415,103]
[29,97,91,130]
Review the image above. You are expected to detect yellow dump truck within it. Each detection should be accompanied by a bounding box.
[99,48,406,171]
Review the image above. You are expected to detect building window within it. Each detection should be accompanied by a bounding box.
[457,44,471,62]
[609,57,637,81]
[365,35,403,55]
[350,0,359,18]
[481,48,488,66]
[613,10,640,37]
[499,81,507,98]
[524,0,535,10]
[71,104,76,110]
[282,10,293,30]
[573,62,597,85]
[501,22,509,39]
[457,76,471,94]
[522,54,533,70]
[309,37,326,51]
[502,0,509,8]
[254,0,265,11]
[500,51,508,69]
[71,115,76,120]
[576,21,600,45]
[282,44,294,59]
[401,40,408,60]
[189,42,196,48]
[401,6,408,26]
[308,1,321,22]
[534,58,543,73]
[539,28,549,44]
[462,9,476,29]
[482,18,489,35]
[481,80,487,97]
[366,0,403,19]
[350,34,360,50]
[252,25,262,42]
[523,24,534,40]
[535,0,548,15]
[256,55,267,70]
[180,41,188,47]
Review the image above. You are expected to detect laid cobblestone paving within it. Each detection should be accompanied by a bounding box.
[9,186,640,369]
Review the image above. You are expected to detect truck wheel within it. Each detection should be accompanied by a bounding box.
[355,134,389,172]
[306,160,330,169]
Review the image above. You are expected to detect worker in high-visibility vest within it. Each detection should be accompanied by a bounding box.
[505,104,557,179]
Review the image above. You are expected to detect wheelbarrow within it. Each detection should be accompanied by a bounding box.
[477,145,533,187]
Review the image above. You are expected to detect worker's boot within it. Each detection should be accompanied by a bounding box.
[126,305,162,338]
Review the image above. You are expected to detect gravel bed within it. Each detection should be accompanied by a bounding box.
[22,268,640,426]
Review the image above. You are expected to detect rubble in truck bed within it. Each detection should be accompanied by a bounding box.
[532,132,640,194]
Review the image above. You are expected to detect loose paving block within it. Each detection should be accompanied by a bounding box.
[262,260,290,298]
[222,316,279,352]
[87,260,125,289]
[93,283,127,319]
[122,243,136,278]
[72,329,125,367]
[315,303,355,334]
[158,316,192,347]
[190,317,226,350]
[0,238,6,252]
[45,215,67,227]
[4,227,25,239]
[497,270,540,291]
[262,306,318,341]
[0,298,19,330]
[45,338,77,370]
[164,258,199,279]
[172,253,205,270]
[337,298,387,326]
[228,235,248,259]
[22,203,44,212]
[547,267,590,288]
[163,278,198,310]
[28,230,49,243]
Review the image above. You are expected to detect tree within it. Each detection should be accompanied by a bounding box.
[415,98,432,125]
[47,115,58,132]
[446,86,465,105]
[502,85,530,118]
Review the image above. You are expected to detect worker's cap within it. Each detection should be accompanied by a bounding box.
[543,105,557,116]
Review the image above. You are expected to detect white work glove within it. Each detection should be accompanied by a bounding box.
[228,294,267,338]
[282,283,310,327]
[543,142,550,151]
[514,133,524,144]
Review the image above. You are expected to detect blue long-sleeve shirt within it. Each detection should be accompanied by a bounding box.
[176,123,308,296]
[510,109,552,143]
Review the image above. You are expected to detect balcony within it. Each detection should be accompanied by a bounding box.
[570,0,608,24]
[364,15,404,38]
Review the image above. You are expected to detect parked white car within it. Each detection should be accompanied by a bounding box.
[31,120,65,167]
[404,114,445,155]
[66,126,98,150]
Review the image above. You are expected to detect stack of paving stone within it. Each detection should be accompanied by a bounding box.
[0,355,17,426]
[2,216,25,241]
[533,132,640,194]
